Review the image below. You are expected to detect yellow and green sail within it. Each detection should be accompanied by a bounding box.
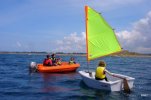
[85,6,122,61]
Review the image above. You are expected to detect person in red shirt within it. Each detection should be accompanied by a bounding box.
[43,55,52,66]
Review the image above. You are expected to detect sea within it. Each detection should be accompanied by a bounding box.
[0,54,151,100]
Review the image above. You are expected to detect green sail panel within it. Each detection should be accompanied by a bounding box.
[86,6,122,60]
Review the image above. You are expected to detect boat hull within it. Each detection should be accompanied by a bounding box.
[37,62,80,73]
[78,71,135,91]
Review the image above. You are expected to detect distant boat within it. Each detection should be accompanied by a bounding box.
[78,6,135,92]
[30,62,80,73]
[37,62,80,73]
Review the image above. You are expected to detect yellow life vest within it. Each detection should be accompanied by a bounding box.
[95,66,105,79]
[69,60,74,64]
[57,61,61,65]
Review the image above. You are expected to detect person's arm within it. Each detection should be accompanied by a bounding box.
[105,69,113,76]
[43,59,46,65]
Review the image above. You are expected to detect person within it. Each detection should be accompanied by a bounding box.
[69,57,76,64]
[56,58,62,65]
[51,53,57,66]
[95,60,113,81]
[43,55,52,66]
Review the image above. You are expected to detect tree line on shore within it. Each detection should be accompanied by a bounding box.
[0,50,151,56]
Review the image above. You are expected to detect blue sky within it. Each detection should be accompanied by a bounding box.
[0,0,151,53]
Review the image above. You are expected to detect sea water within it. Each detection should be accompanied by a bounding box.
[0,54,151,100]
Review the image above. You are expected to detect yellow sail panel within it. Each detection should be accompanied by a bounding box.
[86,6,122,61]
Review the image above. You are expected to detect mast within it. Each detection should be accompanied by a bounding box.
[85,6,89,62]
[85,6,90,72]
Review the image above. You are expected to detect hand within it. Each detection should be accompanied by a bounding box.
[111,73,115,76]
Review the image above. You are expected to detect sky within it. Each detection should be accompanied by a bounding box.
[0,0,151,54]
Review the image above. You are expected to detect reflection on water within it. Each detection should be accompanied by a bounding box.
[40,73,79,93]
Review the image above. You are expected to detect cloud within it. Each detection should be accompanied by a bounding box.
[116,10,151,53]
[53,32,86,53]
[53,10,151,54]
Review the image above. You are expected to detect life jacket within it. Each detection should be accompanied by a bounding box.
[69,60,75,64]
[43,58,52,66]
[95,66,105,79]
[51,57,56,62]
[56,61,61,65]
[51,57,56,65]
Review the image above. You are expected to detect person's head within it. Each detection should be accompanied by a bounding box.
[46,55,50,58]
[98,60,106,67]
[70,57,74,60]
[51,53,55,57]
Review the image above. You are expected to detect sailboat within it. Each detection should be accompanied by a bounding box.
[78,6,135,92]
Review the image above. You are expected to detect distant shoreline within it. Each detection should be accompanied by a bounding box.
[0,51,151,57]
[0,52,86,56]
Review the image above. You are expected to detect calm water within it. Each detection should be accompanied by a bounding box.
[0,54,151,100]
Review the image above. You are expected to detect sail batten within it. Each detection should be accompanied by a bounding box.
[85,6,122,61]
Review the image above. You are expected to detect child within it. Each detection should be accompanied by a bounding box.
[95,60,108,81]
[56,58,62,65]
[43,55,52,66]
[51,53,56,66]
[69,57,76,64]
[95,60,113,81]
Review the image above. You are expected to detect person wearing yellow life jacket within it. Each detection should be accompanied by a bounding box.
[56,58,62,65]
[69,57,76,64]
[95,60,113,81]
[51,53,57,66]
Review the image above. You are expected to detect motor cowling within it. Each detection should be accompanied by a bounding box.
[29,62,37,72]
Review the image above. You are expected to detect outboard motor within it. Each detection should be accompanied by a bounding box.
[29,62,37,72]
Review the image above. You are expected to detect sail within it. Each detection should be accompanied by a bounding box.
[85,6,122,61]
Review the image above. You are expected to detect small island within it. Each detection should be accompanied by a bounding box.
[111,50,151,57]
